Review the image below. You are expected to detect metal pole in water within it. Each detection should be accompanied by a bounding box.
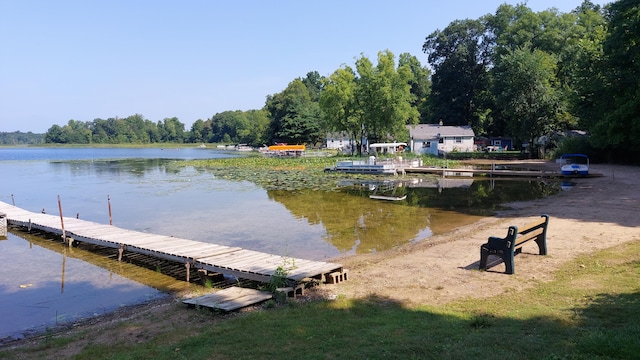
[108,195,113,225]
[57,195,66,242]
[11,194,15,206]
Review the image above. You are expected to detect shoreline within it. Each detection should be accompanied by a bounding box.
[3,162,639,351]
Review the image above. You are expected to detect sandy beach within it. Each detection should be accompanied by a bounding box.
[333,161,640,305]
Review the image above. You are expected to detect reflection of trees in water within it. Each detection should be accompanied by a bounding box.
[407,179,560,216]
[267,190,432,254]
[268,179,559,254]
[49,159,193,177]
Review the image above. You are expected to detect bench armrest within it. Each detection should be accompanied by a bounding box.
[487,236,505,248]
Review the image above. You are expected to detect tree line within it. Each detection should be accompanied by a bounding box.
[0,131,44,145]
[35,1,638,162]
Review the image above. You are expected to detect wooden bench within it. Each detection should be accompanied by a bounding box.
[479,214,549,274]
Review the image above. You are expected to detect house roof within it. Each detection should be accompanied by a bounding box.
[407,124,474,139]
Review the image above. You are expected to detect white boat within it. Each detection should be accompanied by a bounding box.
[559,154,589,176]
[369,194,407,201]
[326,158,398,175]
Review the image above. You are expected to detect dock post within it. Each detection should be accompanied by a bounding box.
[57,195,66,242]
[108,195,113,225]
[0,212,6,238]
[185,262,191,282]
[118,244,125,261]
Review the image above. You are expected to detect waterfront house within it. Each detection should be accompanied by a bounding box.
[407,124,475,156]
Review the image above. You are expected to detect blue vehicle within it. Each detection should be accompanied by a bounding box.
[559,154,589,176]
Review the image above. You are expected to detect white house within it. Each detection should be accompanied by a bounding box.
[407,124,475,156]
[326,131,356,151]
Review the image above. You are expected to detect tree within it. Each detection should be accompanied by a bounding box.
[588,0,640,161]
[244,109,270,146]
[398,53,431,123]
[265,79,323,145]
[44,124,65,143]
[301,71,324,102]
[189,119,206,143]
[423,19,493,130]
[560,2,607,132]
[320,66,363,154]
[209,111,249,143]
[355,50,419,143]
[158,117,185,143]
[493,46,565,157]
[320,51,419,152]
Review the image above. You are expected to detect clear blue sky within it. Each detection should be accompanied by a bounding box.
[0,0,608,133]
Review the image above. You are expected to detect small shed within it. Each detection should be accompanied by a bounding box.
[407,124,475,156]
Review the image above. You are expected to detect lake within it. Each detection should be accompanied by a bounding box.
[0,147,563,342]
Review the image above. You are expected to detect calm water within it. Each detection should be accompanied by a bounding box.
[0,147,564,341]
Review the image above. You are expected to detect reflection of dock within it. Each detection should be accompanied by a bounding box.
[0,201,346,288]
[405,166,599,178]
[9,229,192,293]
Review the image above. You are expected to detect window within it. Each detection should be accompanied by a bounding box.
[423,141,431,148]
[455,137,462,143]
[439,138,444,144]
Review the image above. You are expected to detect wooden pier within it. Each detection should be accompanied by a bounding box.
[404,166,601,178]
[0,201,347,288]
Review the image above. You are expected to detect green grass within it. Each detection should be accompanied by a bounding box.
[3,240,638,359]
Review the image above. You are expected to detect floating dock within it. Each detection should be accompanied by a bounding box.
[0,201,347,288]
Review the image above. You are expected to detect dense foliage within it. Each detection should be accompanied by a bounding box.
[37,1,639,163]
[0,131,44,145]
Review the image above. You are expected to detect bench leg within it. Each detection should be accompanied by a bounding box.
[479,246,489,270]
[535,237,548,255]
[504,251,515,275]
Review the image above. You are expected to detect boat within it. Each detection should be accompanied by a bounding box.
[559,154,589,176]
[327,159,398,175]
[259,144,305,157]
[369,194,407,201]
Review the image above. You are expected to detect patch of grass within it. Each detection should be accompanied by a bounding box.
[3,240,638,359]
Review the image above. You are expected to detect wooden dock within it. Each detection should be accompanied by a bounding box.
[404,166,601,178]
[0,201,347,287]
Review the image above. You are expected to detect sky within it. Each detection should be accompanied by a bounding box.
[0,0,610,133]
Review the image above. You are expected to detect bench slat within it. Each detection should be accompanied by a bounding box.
[520,218,546,233]
[514,227,544,247]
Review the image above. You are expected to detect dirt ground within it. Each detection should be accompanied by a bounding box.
[333,160,640,305]
[4,160,640,356]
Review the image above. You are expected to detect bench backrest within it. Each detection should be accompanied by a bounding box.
[519,215,548,235]
[514,227,544,247]
[512,214,549,247]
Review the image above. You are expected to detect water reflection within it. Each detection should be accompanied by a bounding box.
[267,189,484,255]
[50,158,187,177]
[337,177,562,216]
[0,230,173,342]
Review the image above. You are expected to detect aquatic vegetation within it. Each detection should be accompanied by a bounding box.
[185,154,459,191]
[187,156,387,191]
